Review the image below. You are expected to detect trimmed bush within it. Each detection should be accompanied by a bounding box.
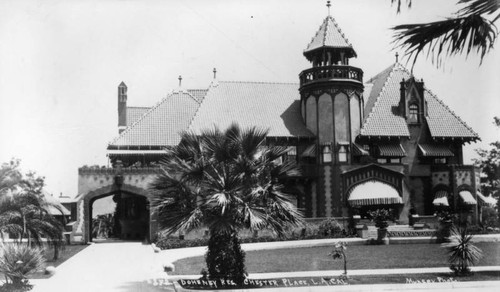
[318,218,343,237]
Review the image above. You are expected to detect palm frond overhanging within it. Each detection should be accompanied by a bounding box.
[392,0,499,68]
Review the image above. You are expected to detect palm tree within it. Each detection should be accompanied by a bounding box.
[391,0,499,68]
[92,213,115,239]
[0,192,64,260]
[442,225,483,275]
[150,124,304,284]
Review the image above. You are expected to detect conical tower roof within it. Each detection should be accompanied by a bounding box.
[304,15,356,57]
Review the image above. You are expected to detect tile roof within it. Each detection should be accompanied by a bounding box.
[110,91,201,147]
[188,81,313,138]
[187,89,208,103]
[418,144,454,157]
[305,16,356,55]
[376,144,407,157]
[126,107,150,126]
[361,63,479,140]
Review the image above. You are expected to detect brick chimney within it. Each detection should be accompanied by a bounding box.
[118,82,127,134]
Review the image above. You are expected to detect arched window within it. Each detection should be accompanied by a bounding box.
[409,104,419,123]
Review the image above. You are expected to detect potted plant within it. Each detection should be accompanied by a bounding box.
[436,211,455,243]
[369,209,391,244]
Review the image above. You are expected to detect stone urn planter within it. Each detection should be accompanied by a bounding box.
[377,228,389,245]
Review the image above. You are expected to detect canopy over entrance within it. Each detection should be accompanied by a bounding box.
[459,190,477,205]
[432,191,449,207]
[477,192,496,207]
[348,180,402,206]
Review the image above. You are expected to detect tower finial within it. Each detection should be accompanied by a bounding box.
[327,1,331,16]
[178,75,182,87]
[395,52,399,63]
[213,68,217,79]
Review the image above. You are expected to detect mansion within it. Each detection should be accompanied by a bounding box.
[68,10,491,243]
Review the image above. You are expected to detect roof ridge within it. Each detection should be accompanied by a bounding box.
[183,90,203,104]
[366,63,397,83]
[363,64,398,128]
[187,83,215,131]
[424,87,479,139]
[219,80,299,85]
[327,15,353,48]
[127,106,151,109]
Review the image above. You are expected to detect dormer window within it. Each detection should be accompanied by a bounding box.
[409,104,419,123]
[322,144,332,163]
[338,145,348,162]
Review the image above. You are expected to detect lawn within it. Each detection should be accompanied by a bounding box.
[172,242,500,275]
[29,244,88,279]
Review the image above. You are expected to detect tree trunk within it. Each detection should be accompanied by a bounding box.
[205,230,247,285]
[53,244,59,261]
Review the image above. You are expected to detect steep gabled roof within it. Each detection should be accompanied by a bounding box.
[188,81,313,138]
[361,63,479,140]
[126,107,150,127]
[305,16,356,56]
[109,91,201,147]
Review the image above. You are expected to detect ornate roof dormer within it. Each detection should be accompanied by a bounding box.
[299,2,362,89]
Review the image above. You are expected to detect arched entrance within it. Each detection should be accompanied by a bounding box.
[89,192,150,241]
[82,184,156,243]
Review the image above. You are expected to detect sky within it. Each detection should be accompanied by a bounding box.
[0,0,499,198]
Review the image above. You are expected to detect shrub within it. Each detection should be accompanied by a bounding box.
[442,226,483,276]
[481,206,499,228]
[318,218,343,237]
[0,243,45,289]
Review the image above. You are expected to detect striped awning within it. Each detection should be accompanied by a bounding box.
[301,144,316,157]
[476,192,497,207]
[376,144,406,157]
[432,191,449,207]
[348,180,403,206]
[352,143,369,156]
[459,190,477,205]
[418,144,454,157]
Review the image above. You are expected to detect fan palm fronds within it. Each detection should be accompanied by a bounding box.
[392,0,499,68]
[150,123,304,283]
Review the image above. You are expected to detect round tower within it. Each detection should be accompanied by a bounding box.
[299,9,364,165]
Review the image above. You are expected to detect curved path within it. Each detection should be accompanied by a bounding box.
[32,242,169,292]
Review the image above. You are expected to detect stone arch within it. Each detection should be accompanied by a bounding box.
[77,184,156,243]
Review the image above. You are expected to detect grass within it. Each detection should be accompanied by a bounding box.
[29,244,88,279]
[172,242,500,275]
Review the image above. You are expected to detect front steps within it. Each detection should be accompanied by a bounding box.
[359,224,436,239]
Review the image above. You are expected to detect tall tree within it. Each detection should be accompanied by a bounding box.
[150,124,304,284]
[391,0,499,68]
[473,117,500,197]
[0,160,65,260]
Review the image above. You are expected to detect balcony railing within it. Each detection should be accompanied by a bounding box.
[299,65,363,87]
